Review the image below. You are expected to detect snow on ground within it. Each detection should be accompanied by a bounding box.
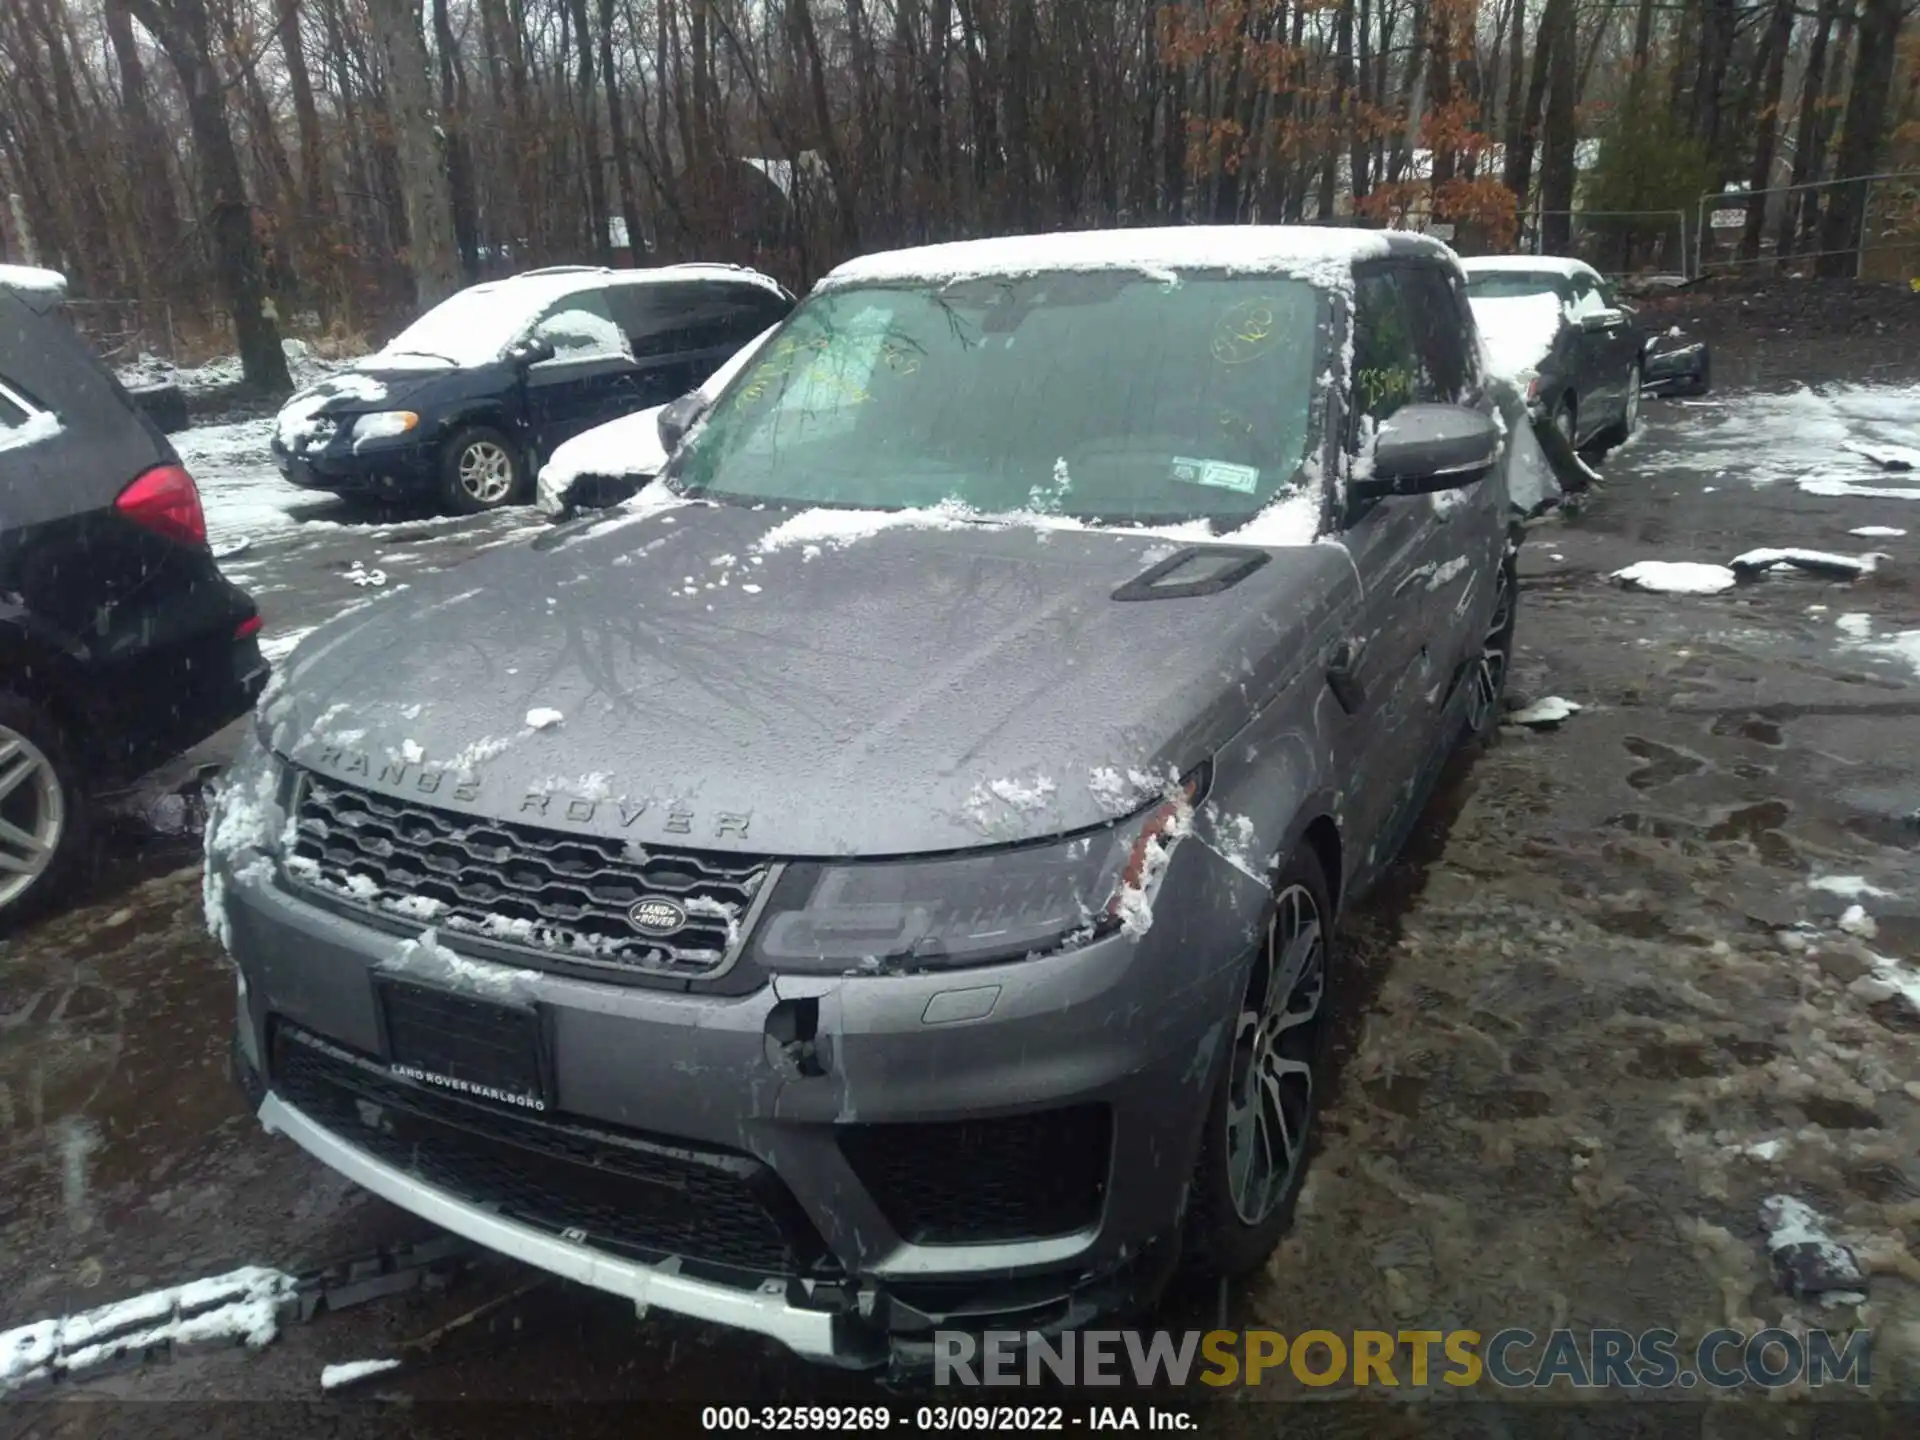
[1510,696,1582,726]
[1849,525,1907,537]
[1611,560,1738,595]
[0,1266,294,1393]
[1633,382,1920,499]
[117,338,342,396]
[319,1357,403,1390]
[1467,293,1564,383]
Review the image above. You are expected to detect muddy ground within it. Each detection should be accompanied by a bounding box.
[3,315,1919,1433]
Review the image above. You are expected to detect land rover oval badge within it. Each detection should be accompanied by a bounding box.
[628,896,688,936]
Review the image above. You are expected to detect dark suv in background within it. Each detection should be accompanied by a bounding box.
[270,264,794,513]
[1,268,264,923]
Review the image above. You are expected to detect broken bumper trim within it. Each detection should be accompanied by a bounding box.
[256,1092,873,1367]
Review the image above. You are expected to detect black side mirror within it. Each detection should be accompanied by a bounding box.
[506,334,556,368]
[1354,403,1500,499]
[657,391,710,453]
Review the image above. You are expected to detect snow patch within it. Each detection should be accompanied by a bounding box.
[320,1358,403,1391]
[0,410,63,454]
[1510,696,1582,726]
[1848,525,1906,538]
[525,708,564,730]
[1468,293,1565,384]
[1,1266,295,1394]
[1611,560,1738,595]
[818,226,1397,294]
[1809,875,1893,900]
[1835,613,1873,639]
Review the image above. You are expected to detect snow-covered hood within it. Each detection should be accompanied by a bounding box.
[272,365,485,450]
[260,502,1354,856]
[1469,293,1567,385]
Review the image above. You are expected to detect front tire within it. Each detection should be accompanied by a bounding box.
[439,426,525,514]
[1182,848,1334,1278]
[0,692,87,928]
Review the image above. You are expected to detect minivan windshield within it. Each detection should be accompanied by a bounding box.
[669,272,1325,527]
[374,283,556,367]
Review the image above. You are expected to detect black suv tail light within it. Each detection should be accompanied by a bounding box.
[116,463,207,548]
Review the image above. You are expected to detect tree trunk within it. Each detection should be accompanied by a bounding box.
[1738,0,1794,263]
[365,0,461,308]
[788,0,861,250]
[599,0,644,265]
[103,0,184,290]
[122,0,290,393]
[1781,0,1843,258]
[432,0,481,278]
[1815,0,1903,276]
[1505,0,1571,215]
[1538,0,1579,253]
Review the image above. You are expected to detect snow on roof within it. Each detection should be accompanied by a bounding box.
[366,264,785,369]
[0,263,67,299]
[1461,254,1599,281]
[819,227,1439,292]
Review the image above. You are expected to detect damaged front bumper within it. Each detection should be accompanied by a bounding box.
[211,755,1261,1368]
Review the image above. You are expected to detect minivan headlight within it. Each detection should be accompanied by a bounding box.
[748,771,1203,974]
[352,410,420,440]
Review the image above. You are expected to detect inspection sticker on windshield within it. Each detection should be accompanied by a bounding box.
[1171,456,1260,494]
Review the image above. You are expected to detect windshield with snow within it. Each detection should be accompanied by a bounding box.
[668,273,1325,527]
[1465,271,1573,302]
[375,283,554,366]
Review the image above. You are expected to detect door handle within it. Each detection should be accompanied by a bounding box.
[1325,638,1367,714]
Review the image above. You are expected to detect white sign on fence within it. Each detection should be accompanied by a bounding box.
[1710,208,1746,229]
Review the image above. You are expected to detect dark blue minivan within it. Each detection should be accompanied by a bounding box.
[270,264,793,513]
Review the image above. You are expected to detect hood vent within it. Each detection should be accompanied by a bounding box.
[1111,545,1270,602]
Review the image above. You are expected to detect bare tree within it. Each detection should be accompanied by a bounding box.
[364,0,461,307]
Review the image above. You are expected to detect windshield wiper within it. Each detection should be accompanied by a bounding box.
[381,348,458,364]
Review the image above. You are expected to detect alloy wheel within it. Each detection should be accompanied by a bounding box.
[1466,565,1514,735]
[457,440,514,504]
[1225,882,1327,1225]
[0,726,65,909]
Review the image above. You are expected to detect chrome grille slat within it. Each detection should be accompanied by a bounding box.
[287,771,768,979]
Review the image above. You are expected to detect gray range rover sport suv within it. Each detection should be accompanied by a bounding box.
[207,227,1522,1371]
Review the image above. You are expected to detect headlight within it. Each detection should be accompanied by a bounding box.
[352,410,420,440]
[748,772,1203,974]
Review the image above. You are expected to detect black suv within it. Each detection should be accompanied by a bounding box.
[270,264,794,513]
[1,269,265,923]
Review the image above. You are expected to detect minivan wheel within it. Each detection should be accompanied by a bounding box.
[0,693,85,927]
[440,426,524,514]
[1182,848,1333,1278]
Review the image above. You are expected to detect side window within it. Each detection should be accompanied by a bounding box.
[1350,271,1421,434]
[1351,268,1466,433]
[0,376,53,451]
[611,282,792,360]
[1397,265,1475,403]
[1567,273,1604,319]
[0,381,30,430]
[530,289,629,360]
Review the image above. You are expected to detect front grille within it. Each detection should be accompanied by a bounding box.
[839,1106,1111,1245]
[286,771,770,979]
[272,1022,835,1279]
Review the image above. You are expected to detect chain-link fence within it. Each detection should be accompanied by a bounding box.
[1693,170,1920,279]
